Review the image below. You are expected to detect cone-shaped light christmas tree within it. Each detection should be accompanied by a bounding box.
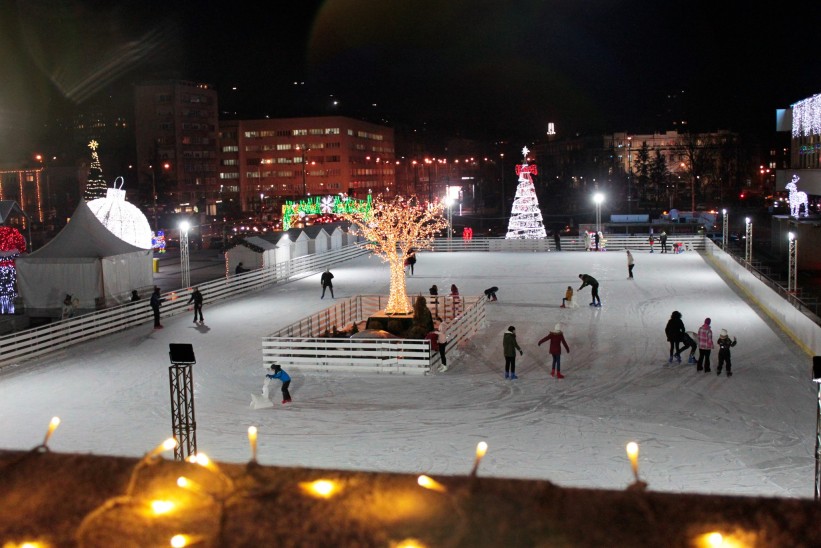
[83,140,108,201]
[506,146,546,239]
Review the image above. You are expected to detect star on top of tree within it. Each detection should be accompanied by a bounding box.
[88,140,99,151]
[521,146,529,161]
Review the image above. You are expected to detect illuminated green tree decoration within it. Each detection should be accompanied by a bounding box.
[282,195,373,230]
[84,140,108,201]
[341,195,448,315]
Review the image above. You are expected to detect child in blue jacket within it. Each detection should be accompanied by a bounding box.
[266,364,292,404]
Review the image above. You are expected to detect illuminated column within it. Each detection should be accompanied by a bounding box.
[721,208,728,250]
[788,232,797,294]
[180,220,191,289]
[744,217,752,265]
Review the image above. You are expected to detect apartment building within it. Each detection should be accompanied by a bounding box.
[134,81,220,214]
[218,116,395,213]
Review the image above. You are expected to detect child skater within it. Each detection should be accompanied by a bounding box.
[716,329,738,377]
[560,286,574,308]
[266,363,292,404]
[538,323,570,379]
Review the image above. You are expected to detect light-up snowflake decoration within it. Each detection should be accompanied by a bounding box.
[506,146,547,239]
[320,195,335,214]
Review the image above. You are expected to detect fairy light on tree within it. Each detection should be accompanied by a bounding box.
[84,140,108,201]
[341,195,447,315]
[506,146,546,239]
[0,226,26,314]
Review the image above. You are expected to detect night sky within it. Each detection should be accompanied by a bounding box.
[2,0,821,160]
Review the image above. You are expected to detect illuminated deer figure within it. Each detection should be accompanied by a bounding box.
[786,175,809,218]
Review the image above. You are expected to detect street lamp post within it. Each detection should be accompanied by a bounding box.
[627,137,632,214]
[722,209,728,250]
[445,196,455,246]
[180,220,191,289]
[745,217,752,265]
[593,193,604,235]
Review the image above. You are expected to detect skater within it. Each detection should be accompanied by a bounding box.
[428,320,450,372]
[594,231,600,251]
[450,284,461,317]
[681,331,698,363]
[716,329,738,377]
[697,317,714,373]
[130,290,140,302]
[235,262,250,275]
[660,231,668,253]
[266,363,292,404]
[553,230,561,251]
[484,286,499,301]
[664,311,686,363]
[429,284,439,316]
[187,286,204,324]
[405,248,417,275]
[626,250,635,279]
[584,231,592,251]
[648,234,655,253]
[61,294,78,319]
[320,268,335,299]
[502,325,523,379]
[578,274,601,306]
[150,286,164,329]
[560,286,574,308]
[538,323,570,379]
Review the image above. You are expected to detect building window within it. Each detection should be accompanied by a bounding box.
[222,145,239,152]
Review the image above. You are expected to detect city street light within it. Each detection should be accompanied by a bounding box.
[179,220,191,289]
[593,193,604,235]
[722,209,728,250]
[745,217,752,265]
[445,195,455,244]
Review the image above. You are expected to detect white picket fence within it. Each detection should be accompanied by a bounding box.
[261,294,487,375]
[0,243,370,369]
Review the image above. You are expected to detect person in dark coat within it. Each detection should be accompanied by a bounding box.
[405,248,417,275]
[320,268,334,299]
[553,230,561,251]
[187,286,204,324]
[150,286,163,329]
[594,231,600,251]
[130,290,140,302]
[484,286,499,301]
[716,329,737,377]
[502,325,523,380]
[660,231,668,253]
[538,323,570,378]
[665,311,686,363]
[578,274,601,306]
[266,363,292,403]
[235,262,250,274]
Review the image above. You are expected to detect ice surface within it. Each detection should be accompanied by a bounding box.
[0,250,813,498]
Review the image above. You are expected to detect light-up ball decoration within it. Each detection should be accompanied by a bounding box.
[0,226,26,314]
[87,177,152,249]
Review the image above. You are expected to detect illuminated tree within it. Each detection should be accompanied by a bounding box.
[0,226,26,314]
[506,146,546,239]
[341,195,448,315]
[84,140,108,201]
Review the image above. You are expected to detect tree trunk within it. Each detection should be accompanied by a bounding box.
[385,255,411,314]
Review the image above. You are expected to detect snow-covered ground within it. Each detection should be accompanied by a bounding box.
[0,249,814,498]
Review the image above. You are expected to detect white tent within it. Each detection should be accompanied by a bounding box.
[16,202,153,310]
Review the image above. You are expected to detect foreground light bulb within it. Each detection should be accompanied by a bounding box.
[248,426,258,462]
[417,475,446,493]
[147,438,177,459]
[626,442,639,482]
[150,500,175,515]
[41,416,61,447]
[470,441,488,477]
[299,479,340,499]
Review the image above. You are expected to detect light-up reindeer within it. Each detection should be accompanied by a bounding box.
[786,174,809,218]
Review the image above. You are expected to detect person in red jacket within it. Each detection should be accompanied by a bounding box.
[538,323,571,379]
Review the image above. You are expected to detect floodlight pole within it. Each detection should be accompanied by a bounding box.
[180,221,191,289]
[721,209,728,250]
[816,380,821,500]
[744,218,752,265]
[788,232,797,295]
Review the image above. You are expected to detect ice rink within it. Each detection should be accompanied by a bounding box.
[0,248,814,498]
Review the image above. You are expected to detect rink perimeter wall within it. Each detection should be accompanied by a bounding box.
[704,240,821,356]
